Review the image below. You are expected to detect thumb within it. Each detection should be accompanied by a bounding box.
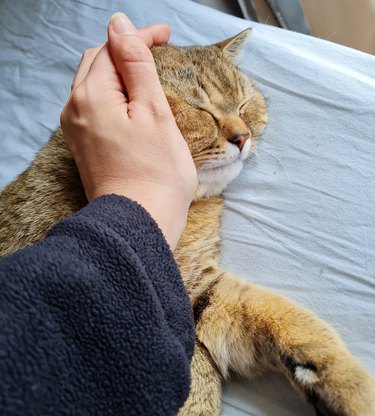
[107,13,165,104]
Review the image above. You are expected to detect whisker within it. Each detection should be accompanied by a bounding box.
[326,31,337,40]
[256,146,281,161]
[255,147,290,182]
[251,148,260,159]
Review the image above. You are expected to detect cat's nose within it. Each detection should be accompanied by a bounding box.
[228,132,250,151]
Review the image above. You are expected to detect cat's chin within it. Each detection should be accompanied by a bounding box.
[194,160,244,199]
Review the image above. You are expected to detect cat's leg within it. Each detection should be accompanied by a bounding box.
[178,340,222,416]
[194,271,375,416]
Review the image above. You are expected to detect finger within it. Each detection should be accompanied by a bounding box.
[138,24,171,48]
[71,23,169,95]
[107,13,167,104]
[82,44,128,105]
[71,45,104,92]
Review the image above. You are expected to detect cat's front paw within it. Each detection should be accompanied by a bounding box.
[281,353,375,416]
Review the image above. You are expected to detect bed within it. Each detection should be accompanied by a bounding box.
[0,0,374,415]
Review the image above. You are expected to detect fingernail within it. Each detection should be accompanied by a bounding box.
[110,12,137,35]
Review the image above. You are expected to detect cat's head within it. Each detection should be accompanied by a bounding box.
[152,29,267,199]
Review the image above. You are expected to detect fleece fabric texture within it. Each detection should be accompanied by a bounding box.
[0,194,195,416]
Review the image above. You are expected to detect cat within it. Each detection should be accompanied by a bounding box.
[0,30,374,416]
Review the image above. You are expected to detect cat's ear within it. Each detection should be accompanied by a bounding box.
[215,28,252,61]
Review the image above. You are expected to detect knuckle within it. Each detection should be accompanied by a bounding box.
[70,86,87,111]
[64,85,92,126]
[59,107,67,129]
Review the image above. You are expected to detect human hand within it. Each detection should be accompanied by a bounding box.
[60,13,198,249]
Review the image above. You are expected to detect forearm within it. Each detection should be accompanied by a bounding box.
[0,195,194,415]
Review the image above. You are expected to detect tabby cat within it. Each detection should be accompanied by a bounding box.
[0,30,374,416]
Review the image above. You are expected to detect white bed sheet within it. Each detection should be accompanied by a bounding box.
[0,1,374,415]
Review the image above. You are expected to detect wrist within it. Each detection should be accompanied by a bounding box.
[91,182,191,250]
[138,191,189,250]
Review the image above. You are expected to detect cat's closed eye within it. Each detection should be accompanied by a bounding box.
[238,100,250,116]
[199,108,218,124]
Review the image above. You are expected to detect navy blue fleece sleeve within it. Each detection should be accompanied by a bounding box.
[0,195,195,416]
